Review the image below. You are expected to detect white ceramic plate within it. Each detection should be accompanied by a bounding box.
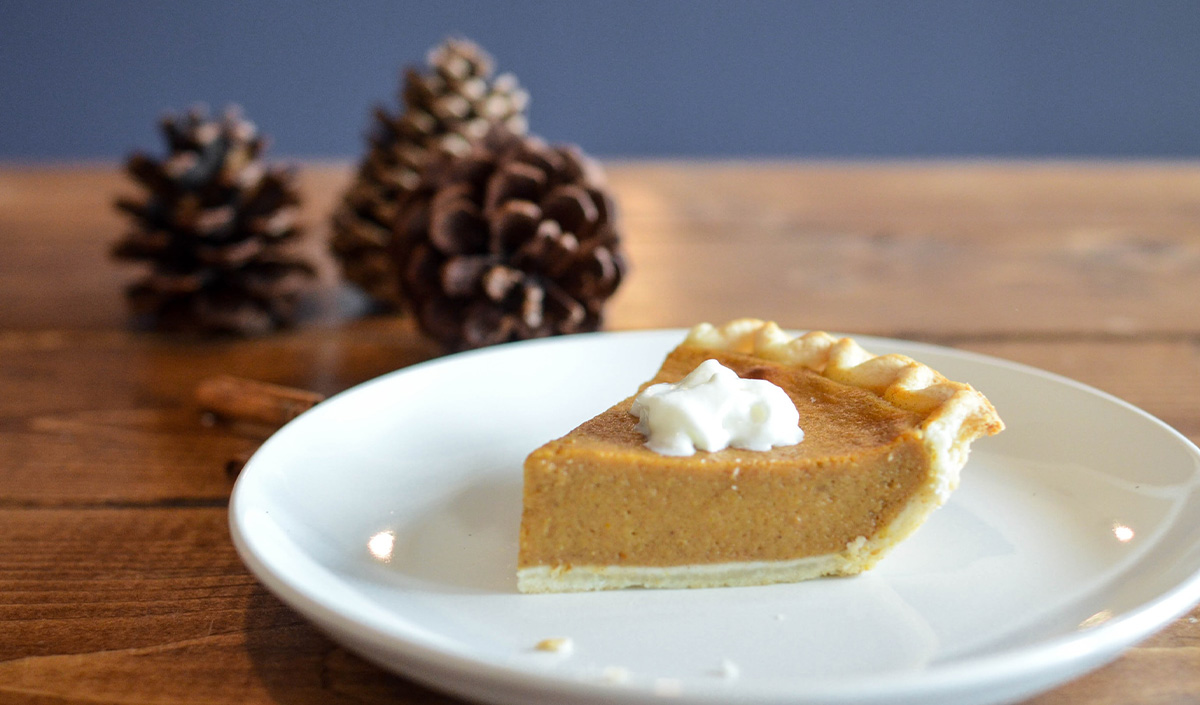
[229,330,1200,705]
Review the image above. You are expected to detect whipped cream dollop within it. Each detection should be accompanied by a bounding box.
[630,359,804,456]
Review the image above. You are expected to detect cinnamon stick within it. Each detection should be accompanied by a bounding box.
[195,375,325,428]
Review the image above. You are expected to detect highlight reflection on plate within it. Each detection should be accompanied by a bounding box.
[230,329,1200,705]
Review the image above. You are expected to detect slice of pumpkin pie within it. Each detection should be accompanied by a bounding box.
[517,319,1004,593]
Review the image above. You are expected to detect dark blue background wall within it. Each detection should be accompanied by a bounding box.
[3,1,1199,160]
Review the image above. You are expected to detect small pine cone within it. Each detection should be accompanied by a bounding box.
[393,128,627,351]
[112,106,316,336]
[331,37,530,307]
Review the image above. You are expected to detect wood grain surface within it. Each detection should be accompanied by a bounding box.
[1,163,1198,704]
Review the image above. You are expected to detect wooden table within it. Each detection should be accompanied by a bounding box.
[2,162,1198,704]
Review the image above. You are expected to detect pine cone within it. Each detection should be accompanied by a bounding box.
[393,128,627,351]
[112,107,316,336]
[331,37,530,307]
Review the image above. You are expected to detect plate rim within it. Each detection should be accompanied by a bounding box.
[229,328,1200,704]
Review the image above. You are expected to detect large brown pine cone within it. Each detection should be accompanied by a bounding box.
[394,129,627,351]
[112,107,316,336]
[331,38,529,307]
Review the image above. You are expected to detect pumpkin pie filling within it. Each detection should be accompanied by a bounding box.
[517,320,1003,593]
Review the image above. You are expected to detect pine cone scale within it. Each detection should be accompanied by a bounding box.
[194,205,235,237]
[543,282,586,331]
[399,109,437,139]
[586,187,616,227]
[139,270,207,295]
[440,254,499,297]
[489,200,541,254]
[518,282,545,328]
[125,154,173,195]
[197,237,262,266]
[400,243,442,298]
[541,185,600,240]
[481,265,525,303]
[241,265,315,301]
[563,245,623,305]
[460,300,525,349]
[428,199,487,256]
[484,162,546,213]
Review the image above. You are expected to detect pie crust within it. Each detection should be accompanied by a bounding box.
[517,319,1004,593]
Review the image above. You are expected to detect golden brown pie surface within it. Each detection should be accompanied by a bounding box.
[517,320,1004,593]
